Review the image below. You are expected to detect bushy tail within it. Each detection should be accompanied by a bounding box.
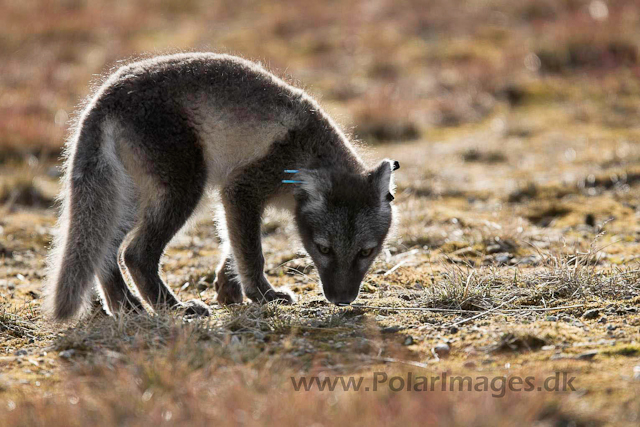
[45,117,124,321]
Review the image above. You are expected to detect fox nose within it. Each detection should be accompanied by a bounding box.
[325,292,357,306]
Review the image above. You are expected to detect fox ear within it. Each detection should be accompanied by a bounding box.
[371,159,398,203]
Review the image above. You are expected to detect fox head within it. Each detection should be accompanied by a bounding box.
[293,160,398,305]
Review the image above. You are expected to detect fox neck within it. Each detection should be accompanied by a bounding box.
[295,104,366,174]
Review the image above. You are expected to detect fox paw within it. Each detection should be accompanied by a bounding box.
[256,288,296,305]
[180,299,212,317]
[215,275,244,305]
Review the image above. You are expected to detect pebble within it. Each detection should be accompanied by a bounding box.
[433,343,450,357]
[546,316,558,322]
[518,255,540,266]
[582,309,600,320]
[58,350,76,359]
[495,254,511,265]
[403,336,414,346]
[486,244,502,254]
[449,326,459,334]
[576,350,598,361]
[14,349,27,357]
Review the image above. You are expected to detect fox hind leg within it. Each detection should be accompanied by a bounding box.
[122,177,212,316]
[118,119,211,316]
[96,206,146,315]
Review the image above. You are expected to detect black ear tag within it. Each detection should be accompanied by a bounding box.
[386,193,395,202]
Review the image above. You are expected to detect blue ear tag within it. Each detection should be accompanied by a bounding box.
[282,170,303,184]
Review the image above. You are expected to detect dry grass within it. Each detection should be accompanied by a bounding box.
[0,316,604,427]
[423,265,494,311]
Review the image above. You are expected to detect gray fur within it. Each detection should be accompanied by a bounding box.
[45,53,397,321]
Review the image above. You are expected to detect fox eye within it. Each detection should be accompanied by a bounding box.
[360,248,374,257]
[318,245,331,255]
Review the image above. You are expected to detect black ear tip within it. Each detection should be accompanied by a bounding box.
[386,193,395,202]
[392,161,400,171]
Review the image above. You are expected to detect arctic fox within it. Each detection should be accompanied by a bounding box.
[45,53,398,321]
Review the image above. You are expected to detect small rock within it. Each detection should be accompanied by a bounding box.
[518,255,540,266]
[433,343,450,357]
[403,336,414,346]
[449,326,459,334]
[381,326,402,334]
[58,350,75,359]
[607,324,617,331]
[486,244,502,254]
[452,247,480,257]
[582,309,600,320]
[598,317,607,324]
[576,350,598,361]
[14,349,27,357]
[495,254,511,265]
[463,361,476,368]
[0,244,13,258]
[546,316,558,322]
[550,353,568,360]
[585,213,596,227]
